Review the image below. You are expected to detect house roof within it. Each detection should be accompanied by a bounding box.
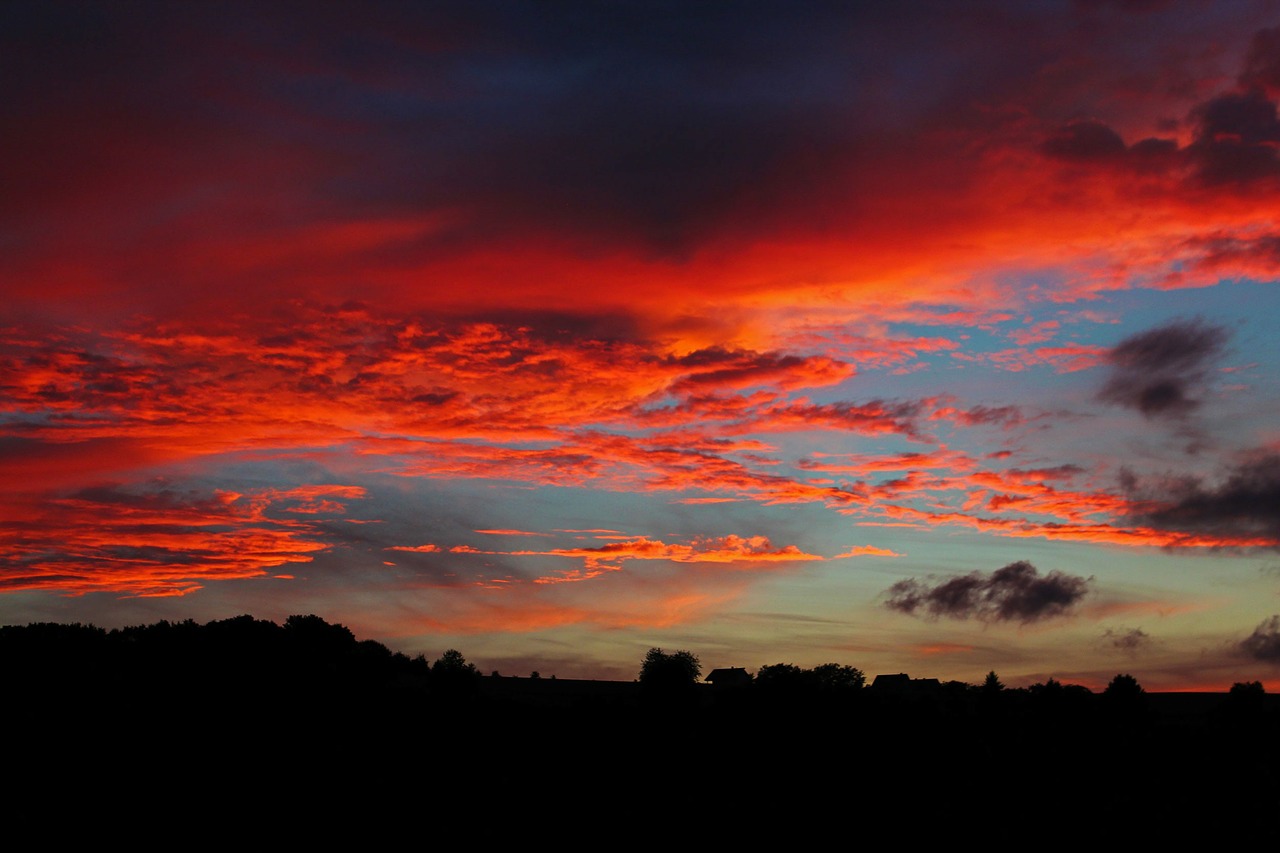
[870,673,943,693]
[871,673,912,688]
[705,667,751,683]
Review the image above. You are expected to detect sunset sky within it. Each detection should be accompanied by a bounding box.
[5,0,1280,690]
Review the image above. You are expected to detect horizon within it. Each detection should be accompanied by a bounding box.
[4,2,1280,694]
[1,611,1270,695]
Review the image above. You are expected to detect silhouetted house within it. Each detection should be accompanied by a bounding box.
[705,667,753,688]
[870,673,941,694]
[871,673,912,692]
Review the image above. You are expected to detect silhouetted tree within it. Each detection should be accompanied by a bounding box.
[343,638,398,681]
[432,649,479,676]
[1027,676,1062,702]
[1222,680,1267,721]
[1101,672,1148,729]
[810,662,865,691]
[283,613,355,647]
[1103,672,1144,699]
[639,647,701,691]
[754,662,805,690]
[1229,680,1265,699]
[756,662,865,694]
[428,648,481,697]
[1024,677,1098,728]
[975,670,1010,723]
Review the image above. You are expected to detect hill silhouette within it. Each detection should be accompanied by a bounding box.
[3,615,1275,840]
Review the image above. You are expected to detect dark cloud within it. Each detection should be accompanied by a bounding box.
[1187,87,1280,186]
[0,0,1138,265]
[1238,615,1280,663]
[1239,26,1280,96]
[955,405,1025,428]
[457,310,648,347]
[1126,136,1181,172]
[66,482,226,513]
[1039,27,1280,188]
[1103,627,1150,652]
[1183,231,1280,275]
[884,560,1092,623]
[1122,451,1280,545]
[257,2,914,257]
[1097,318,1229,419]
[1039,117,1180,174]
[668,347,851,393]
[1009,464,1086,481]
[1072,0,1175,10]
[1040,119,1127,163]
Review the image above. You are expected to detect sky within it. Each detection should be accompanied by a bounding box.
[4,0,1280,691]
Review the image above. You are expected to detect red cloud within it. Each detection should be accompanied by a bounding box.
[0,483,363,598]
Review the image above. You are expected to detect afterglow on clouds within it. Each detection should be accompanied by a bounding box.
[4,0,1280,690]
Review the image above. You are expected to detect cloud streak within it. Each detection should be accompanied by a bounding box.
[440,534,826,579]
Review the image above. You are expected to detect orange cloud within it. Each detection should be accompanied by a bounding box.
[0,483,361,598]
[834,546,903,558]
[475,529,554,537]
[448,534,826,580]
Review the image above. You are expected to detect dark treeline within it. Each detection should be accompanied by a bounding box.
[4,616,1276,839]
[3,614,434,720]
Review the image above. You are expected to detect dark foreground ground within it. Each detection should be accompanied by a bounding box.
[4,619,1276,843]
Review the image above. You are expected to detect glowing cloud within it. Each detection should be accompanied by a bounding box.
[834,546,903,558]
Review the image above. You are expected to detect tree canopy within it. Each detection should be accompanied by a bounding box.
[1104,672,1144,698]
[755,662,864,692]
[639,647,701,690]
